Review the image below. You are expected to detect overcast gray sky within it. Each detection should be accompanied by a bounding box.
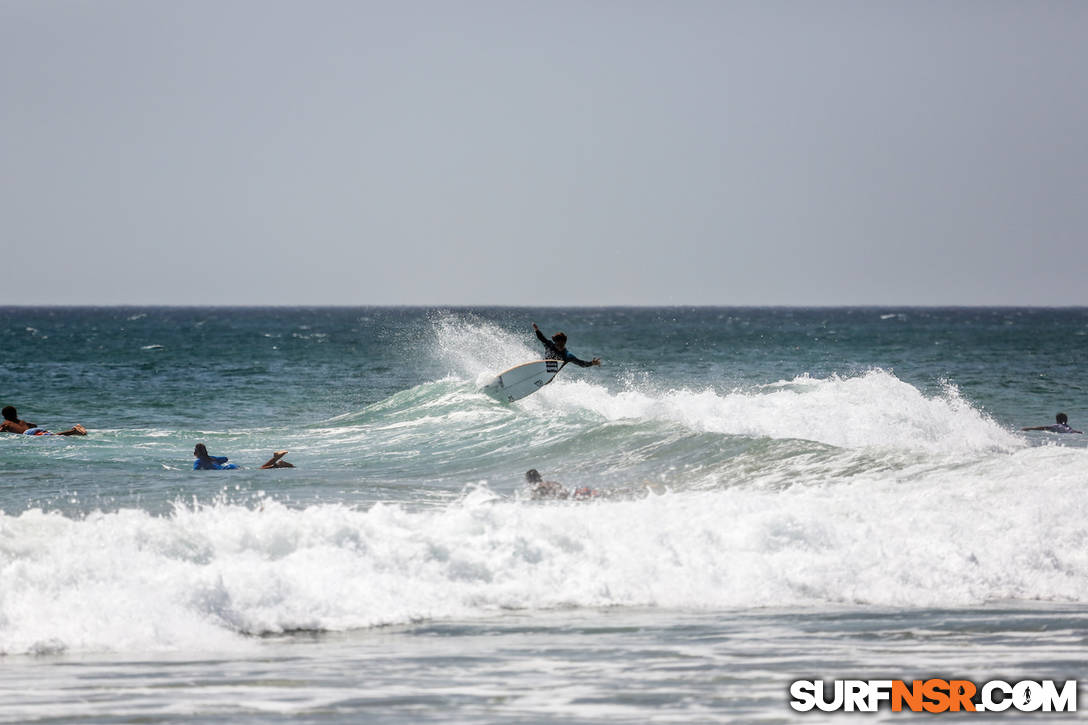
[2,1,1086,306]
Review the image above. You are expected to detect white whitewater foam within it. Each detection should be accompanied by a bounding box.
[518,369,1020,455]
[3,446,1086,655]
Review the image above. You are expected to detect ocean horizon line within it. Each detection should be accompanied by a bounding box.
[3,303,1086,311]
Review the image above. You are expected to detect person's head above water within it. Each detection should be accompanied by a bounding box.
[550,332,567,349]
[525,469,542,483]
[1057,413,1069,425]
[2,406,17,422]
[194,443,210,459]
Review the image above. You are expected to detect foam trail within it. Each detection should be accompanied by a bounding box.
[426,316,1019,454]
[519,371,1019,454]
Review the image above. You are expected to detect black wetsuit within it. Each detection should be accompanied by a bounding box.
[536,328,596,367]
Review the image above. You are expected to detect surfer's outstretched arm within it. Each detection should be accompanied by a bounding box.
[565,355,600,368]
[531,323,601,367]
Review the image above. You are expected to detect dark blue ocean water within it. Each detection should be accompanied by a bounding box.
[4,306,1084,426]
[1,307,1086,722]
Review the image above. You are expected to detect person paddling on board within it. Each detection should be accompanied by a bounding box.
[1022,412,1083,434]
[194,444,296,469]
[0,405,87,436]
[532,323,601,368]
[193,443,239,470]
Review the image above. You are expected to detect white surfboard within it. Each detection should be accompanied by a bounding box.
[481,359,563,403]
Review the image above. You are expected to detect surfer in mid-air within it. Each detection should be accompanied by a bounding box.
[482,323,601,403]
[533,323,601,368]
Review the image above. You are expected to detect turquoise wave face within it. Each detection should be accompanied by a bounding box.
[3,307,1083,518]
